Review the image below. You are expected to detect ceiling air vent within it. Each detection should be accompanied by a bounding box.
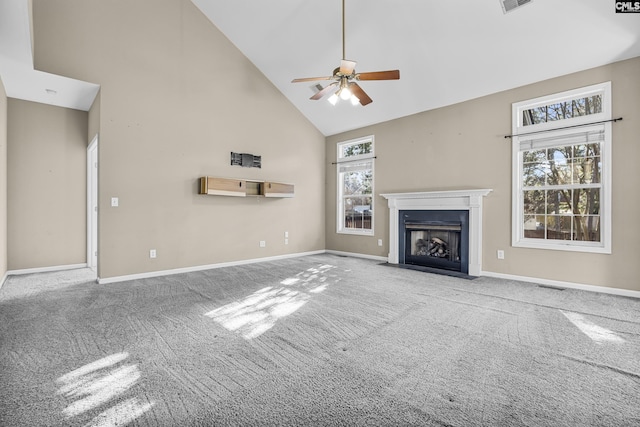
[500,0,532,14]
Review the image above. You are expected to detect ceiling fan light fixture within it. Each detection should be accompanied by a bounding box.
[339,86,352,100]
[291,0,399,107]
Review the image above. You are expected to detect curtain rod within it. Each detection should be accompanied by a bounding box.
[331,156,377,165]
[504,117,623,139]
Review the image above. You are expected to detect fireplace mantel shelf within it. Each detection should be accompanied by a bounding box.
[380,189,492,276]
[381,189,492,203]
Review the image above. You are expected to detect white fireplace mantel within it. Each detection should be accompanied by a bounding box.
[380,189,492,276]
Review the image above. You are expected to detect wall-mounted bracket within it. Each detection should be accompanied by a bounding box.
[231,152,261,168]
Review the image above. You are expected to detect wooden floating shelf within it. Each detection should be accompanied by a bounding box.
[199,177,294,198]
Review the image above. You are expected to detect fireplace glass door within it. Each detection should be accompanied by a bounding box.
[405,222,463,272]
[399,210,470,274]
[408,223,461,260]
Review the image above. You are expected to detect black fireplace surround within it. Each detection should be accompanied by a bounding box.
[399,210,470,274]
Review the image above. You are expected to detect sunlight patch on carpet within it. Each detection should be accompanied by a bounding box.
[561,311,625,344]
[205,263,337,339]
[56,352,154,424]
[88,397,154,427]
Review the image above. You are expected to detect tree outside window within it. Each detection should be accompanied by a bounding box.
[522,140,601,242]
[512,82,611,253]
[337,137,374,235]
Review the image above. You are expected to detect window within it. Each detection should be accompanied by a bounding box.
[512,82,611,253]
[337,136,374,235]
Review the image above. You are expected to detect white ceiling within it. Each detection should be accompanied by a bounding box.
[1,0,639,135]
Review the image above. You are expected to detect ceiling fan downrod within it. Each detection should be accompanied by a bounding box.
[342,0,346,60]
[290,0,400,106]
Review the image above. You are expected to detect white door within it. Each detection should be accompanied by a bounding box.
[87,135,98,271]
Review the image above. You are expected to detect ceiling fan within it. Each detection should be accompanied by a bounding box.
[291,0,400,106]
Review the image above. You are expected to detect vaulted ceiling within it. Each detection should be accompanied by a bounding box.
[1,0,639,136]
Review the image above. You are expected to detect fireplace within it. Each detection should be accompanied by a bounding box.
[381,189,492,276]
[400,210,469,274]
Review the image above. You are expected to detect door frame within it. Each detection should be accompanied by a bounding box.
[87,134,98,271]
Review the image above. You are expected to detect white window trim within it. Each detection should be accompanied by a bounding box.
[511,82,612,254]
[337,135,375,236]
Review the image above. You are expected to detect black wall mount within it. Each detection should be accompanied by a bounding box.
[231,152,261,168]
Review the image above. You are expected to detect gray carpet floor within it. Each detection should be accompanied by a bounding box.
[1,254,639,426]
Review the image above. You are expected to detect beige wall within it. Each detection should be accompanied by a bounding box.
[326,57,640,291]
[33,0,325,279]
[0,78,7,280]
[27,0,637,290]
[7,99,88,270]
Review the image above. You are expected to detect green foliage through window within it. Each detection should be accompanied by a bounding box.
[341,141,372,158]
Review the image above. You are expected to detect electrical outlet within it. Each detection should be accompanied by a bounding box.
[497,250,505,259]
[284,231,289,238]
[284,239,289,245]
[378,239,383,247]
[259,241,266,248]
[150,249,157,258]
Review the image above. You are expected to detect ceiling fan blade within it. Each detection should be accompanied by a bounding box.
[310,82,338,100]
[350,83,373,106]
[291,76,334,83]
[339,59,357,75]
[356,70,400,81]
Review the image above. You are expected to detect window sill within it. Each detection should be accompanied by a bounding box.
[513,239,611,254]
[337,229,375,236]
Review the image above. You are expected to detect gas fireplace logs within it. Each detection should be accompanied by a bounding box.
[415,237,450,258]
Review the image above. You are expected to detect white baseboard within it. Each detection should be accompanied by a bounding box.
[325,250,388,263]
[7,263,88,276]
[481,270,640,299]
[0,271,7,290]
[98,250,326,284]
[3,254,635,299]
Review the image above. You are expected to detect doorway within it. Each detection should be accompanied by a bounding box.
[87,135,98,271]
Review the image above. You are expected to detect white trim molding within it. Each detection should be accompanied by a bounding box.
[0,272,8,290]
[7,263,88,276]
[511,82,612,254]
[98,250,326,284]
[336,135,375,236]
[482,270,640,299]
[87,134,99,270]
[380,189,492,276]
[2,264,92,290]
